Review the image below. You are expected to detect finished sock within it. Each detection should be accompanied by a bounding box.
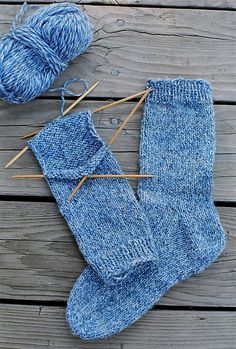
[28,110,157,285]
[66,79,225,339]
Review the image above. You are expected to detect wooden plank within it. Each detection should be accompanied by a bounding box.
[0,304,235,348]
[0,101,235,201]
[2,1,236,10]
[0,202,235,306]
[1,150,236,201]
[0,6,235,101]
[0,101,236,153]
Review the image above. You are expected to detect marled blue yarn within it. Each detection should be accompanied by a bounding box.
[49,77,88,117]
[66,79,225,340]
[0,2,92,104]
[28,110,157,285]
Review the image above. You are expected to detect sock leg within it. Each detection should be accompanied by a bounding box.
[28,110,157,285]
[138,79,225,268]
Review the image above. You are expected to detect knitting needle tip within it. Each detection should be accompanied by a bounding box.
[7,81,101,166]
[92,87,151,114]
[21,130,38,139]
[5,146,29,168]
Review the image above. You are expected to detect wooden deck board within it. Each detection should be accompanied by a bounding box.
[0,304,235,349]
[0,6,235,101]
[2,1,236,9]
[0,101,236,151]
[0,1,235,347]
[0,101,235,201]
[0,202,235,306]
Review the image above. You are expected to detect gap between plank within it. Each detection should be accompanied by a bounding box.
[0,196,235,208]
[32,96,236,106]
[0,1,235,12]
[0,298,235,311]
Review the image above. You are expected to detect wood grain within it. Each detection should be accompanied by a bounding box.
[0,2,235,347]
[1,151,236,201]
[1,101,236,152]
[0,201,235,306]
[0,6,235,101]
[1,1,235,9]
[0,304,235,348]
[0,101,235,201]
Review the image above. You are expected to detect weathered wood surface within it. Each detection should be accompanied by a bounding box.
[2,151,235,202]
[3,0,236,10]
[0,2,235,347]
[0,305,235,349]
[0,202,235,306]
[1,101,236,152]
[0,6,235,101]
[0,101,235,201]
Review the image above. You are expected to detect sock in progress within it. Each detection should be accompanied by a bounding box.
[66,79,225,339]
[28,110,157,285]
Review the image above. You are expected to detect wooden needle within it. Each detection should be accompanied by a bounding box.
[92,89,149,114]
[5,81,100,168]
[21,130,42,140]
[68,88,151,200]
[5,146,29,169]
[12,174,155,179]
[108,88,151,146]
[21,89,150,140]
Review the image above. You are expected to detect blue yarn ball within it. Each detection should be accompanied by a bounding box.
[0,3,93,104]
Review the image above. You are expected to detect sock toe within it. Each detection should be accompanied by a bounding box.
[66,263,166,340]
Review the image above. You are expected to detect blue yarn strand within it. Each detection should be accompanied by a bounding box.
[12,2,29,28]
[49,77,88,117]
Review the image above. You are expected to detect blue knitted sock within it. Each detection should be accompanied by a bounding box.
[28,110,157,285]
[66,79,225,339]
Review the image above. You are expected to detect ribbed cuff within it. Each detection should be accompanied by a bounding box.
[92,236,158,285]
[147,79,212,104]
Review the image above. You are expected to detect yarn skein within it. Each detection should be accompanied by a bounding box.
[0,2,93,104]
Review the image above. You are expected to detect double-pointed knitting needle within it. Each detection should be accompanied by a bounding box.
[5,81,100,169]
[68,88,152,201]
[12,174,155,180]
[21,89,150,140]
[6,88,151,169]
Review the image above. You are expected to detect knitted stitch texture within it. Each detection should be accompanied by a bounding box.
[28,110,157,285]
[66,79,225,339]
